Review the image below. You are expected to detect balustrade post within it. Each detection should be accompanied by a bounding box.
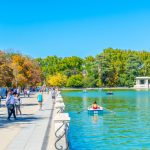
[54,113,70,150]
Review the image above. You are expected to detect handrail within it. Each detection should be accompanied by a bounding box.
[55,122,64,138]
[55,121,69,150]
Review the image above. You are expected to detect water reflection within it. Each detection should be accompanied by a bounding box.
[88,112,104,124]
[136,90,149,108]
[82,92,88,110]
[92,114,99,123]
[135,90,150,129]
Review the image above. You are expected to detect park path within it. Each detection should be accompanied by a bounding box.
[0,92,54,150]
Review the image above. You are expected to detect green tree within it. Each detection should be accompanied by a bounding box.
[82,76,98,88]
[66,74,83,87]
[125,55,142,87]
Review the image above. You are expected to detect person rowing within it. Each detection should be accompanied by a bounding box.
[88,101,103,113]
[92,101,101,110]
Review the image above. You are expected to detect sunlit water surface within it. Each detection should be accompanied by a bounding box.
[62,89,150,150]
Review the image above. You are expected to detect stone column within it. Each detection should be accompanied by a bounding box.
[136,79,140,88]
[136,79,139,86]
[145,79,149,88]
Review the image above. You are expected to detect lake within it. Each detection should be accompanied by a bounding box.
[62,89,150,150]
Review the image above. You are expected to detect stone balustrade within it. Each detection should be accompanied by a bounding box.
[55,97,64,103]
[54,102,65,113]
[53,94,70,150]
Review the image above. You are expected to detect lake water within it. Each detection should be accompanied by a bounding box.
[62,89,150,150]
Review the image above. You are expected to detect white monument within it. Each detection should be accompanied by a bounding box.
[134,77,150,89]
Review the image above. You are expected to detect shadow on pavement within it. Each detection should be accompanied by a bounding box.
[21,103,38,106]
[20,96,34,99]
[21,113,34,115]
[0,115,43,128]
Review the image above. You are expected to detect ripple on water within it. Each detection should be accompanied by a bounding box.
[63,90,150,149]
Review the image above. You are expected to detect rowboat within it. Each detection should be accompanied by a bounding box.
[88,106,103,114]
[106,92,113,95]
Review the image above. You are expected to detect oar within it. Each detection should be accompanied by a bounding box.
[103,107,116,114]
[77,106,91,113]
[77,109,87,114]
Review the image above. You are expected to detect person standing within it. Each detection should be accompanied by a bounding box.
[6,91,16,120]
[15,94,22,115]
[24,89,27,97]
[37,90,43,111]
[27,89,30,97]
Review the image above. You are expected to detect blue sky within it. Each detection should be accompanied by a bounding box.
[0,0,150,58]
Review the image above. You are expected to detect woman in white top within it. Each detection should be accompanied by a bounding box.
[15,94,22,115]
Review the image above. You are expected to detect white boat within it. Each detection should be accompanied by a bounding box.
[88,106,103,113]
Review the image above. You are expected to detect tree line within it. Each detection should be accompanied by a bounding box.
[1,48,150,88]
[0,51,42,87]
[36,48,150,88]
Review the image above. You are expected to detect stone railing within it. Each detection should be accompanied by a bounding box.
[134,84,149,89]
[54,94,70,150]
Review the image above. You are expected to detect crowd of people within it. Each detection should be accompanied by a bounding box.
[1,86,60,121]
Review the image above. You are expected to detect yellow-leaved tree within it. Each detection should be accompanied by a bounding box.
[47,73,67,87]
[11,54,42,87]
[11,55,27,86]
[0,51,13,87]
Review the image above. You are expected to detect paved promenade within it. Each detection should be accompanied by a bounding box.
[0,92,54,150]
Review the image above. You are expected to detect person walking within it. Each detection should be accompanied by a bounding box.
[46,87,49,94]
[6,91,17,120]
[51,88,56,102]
[37,90,43,111]
[15,93,22,115]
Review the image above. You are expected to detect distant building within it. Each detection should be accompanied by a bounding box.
[134,77,150,89]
